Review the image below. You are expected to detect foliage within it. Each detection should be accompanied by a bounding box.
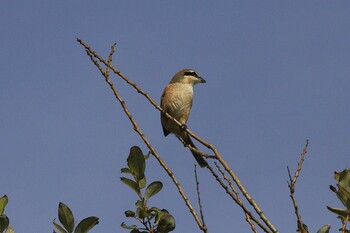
[53,202,99,233]
[121,146,175,233]
[317,224,330,233]
[0,195,10,233]
[327,168,350,231]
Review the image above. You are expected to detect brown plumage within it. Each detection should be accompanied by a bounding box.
[161,69,208,168]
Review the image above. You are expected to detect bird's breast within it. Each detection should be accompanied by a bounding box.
[161,83,194,124]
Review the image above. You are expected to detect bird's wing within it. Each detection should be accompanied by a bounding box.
[160,89,171,137]
[162,122,170,136]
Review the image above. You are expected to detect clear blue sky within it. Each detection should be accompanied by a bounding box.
[1,1,349,232]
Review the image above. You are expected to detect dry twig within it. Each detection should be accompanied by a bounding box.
[79,40,206,232]
[215,162,258,233]
[194,165,208,233]
[206,163,269,232]
[77,38,278,233]
[287,140,309,233]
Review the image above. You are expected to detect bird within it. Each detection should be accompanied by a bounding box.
[160,69,208,168]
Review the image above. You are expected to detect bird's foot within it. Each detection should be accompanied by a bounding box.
[180,124,187,131]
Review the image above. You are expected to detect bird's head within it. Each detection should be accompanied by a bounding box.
[170,69,206,85]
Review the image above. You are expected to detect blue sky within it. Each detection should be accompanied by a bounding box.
[1,1,350,232]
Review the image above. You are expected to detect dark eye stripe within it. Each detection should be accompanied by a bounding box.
[184,71,198,77]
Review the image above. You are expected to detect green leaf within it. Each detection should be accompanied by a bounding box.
[136,207,147,219]
[136,207,153,219]
[53,219,68,233]
[121,177,140,194]
[134,200,152,219]
[152,209,171,227]
[338,185,350,210]
[74,216,99,233]
[151,207,163,226]
[58,202,75,233]
[0,214,9,233]
[0,195,8,215]
[327,206,349,218]
[338,169,350,192]
[335,191,348,209]
[135,200,143,208]
[334,185,350,209]
[121,222,137,229]
[127,146,145,180]
[121,167,133,174]
[317,224,331,233]
[124,210,135,217]
[139,177,146,189]
[144,181,163,200]
[156,213,176,233]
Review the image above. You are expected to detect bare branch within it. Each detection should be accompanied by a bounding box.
[287,140,309,233]
[106,43,116,77]
[178,136,217,160]
[78,39,206,231]
[77,38,278,233]
[208,163,270,232]
[214,163,259,233]
[194,165,208,233]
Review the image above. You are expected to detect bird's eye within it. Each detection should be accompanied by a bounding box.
[184,71,198,77]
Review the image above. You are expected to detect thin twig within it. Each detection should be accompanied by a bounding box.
[215,162,258,233]
[81,44,206,232]
[207,163,270,233]
[194,165,208,233]
[341,215,349,233]
[106,43,116,77]
[200,142,277,232]
[287,140,309,233]
[178,137,217,160]
[77,38,278,232]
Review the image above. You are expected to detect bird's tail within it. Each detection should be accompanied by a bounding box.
[185,136,208,168]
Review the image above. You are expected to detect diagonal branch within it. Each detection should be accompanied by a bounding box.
[207,163,270,232]
[214,162,259,233]
[77,38,278,233]
[82,42,206,232]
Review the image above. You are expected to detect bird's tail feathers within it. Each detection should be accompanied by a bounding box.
[185,136,208,168]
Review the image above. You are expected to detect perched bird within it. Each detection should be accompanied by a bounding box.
[160,69,208,168]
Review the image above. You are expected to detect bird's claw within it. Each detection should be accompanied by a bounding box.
[180,124,187,131]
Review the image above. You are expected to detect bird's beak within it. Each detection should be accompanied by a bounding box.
[199,77,206,83]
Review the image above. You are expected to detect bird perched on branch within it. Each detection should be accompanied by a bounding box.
[160,69,208,168]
